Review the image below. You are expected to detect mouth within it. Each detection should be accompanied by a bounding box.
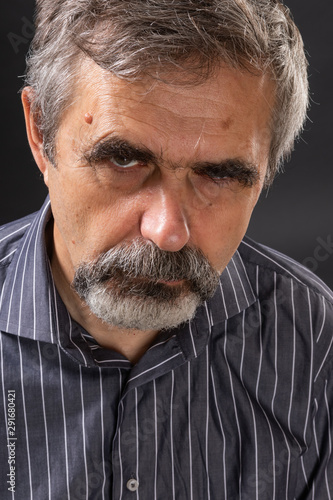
[100,274,189,301]
[103,273,186,288]
[156,279,185,286]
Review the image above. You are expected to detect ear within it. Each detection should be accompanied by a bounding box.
[21,87,51,187]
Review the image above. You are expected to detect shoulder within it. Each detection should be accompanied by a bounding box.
[239,236,333,381]
[239,235,333,304]
[0,213,37,268]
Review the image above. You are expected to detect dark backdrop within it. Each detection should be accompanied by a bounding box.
[1,1,332,288]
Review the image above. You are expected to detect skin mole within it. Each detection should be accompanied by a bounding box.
[84,113,93,125]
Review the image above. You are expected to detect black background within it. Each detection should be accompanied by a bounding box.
[1,1,332,288]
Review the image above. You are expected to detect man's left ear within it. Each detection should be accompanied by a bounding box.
[21,87,51,187]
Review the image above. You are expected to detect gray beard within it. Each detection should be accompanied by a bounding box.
[72,239,220,331]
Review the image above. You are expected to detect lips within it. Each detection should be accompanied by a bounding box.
[156,279,184,286]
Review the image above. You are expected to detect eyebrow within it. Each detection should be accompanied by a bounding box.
[193,160,260,187]
[83,137,157,166]
[82,136,260,186]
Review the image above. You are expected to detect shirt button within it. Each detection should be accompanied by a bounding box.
[126,478,139,492]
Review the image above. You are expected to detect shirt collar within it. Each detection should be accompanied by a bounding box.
[0,198,257,363]
[0,197,57,343]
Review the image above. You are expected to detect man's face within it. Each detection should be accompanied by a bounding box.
[39,61,274,330]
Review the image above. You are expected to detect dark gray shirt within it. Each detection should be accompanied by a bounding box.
[0,198,332,499]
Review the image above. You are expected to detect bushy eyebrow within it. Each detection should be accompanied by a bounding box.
[193,159,260,187]
[82,135,260,186]
[83,137,157,166]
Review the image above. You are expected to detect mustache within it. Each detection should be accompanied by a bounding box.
[72,238,220,301]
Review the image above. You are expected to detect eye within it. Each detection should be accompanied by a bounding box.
[193,163,258,188]
[111,153,140,168]
[196,166,231,184]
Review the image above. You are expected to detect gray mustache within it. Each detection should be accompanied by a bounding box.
[98,241,213,281]
[73,239,220,301]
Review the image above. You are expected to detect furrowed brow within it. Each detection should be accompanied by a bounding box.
[193,159,260,187]
[82,137,157,165]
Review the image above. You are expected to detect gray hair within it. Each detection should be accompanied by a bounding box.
[25,0,309,185]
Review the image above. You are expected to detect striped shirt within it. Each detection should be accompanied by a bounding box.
[0,197,332,499]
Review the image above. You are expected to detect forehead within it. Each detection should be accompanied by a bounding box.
[60,60,275,163]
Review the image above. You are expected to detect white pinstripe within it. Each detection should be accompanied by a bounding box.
[240,311,259,500]
[68,313,88,366]
[316,297,327,343]
[5,219,35,331]
[313,399,320,458]
[314,325,333,382]
[255,266,276,499]
[324,379,332,500]
[170,370,176,500]
[79,365,89,500]
[53,271,70,500]
[16,223,37,500]
[17,336,33,499]
[135,388,140,500]
[231,255,250,307]
[224,320,243,497]
[99,369,106,500]
[0,248,16,263]
[126,352,182,383]
[57,347,70,499]
[0,330,14,500]
[272,273,292,499]
[47,281,55,344]
[287,280,303,452]
[237,249,256,299]
[33,203,49,340]
[204,301,213,329]
[210,366,227,499]
[300,456,309,491]
[304,288,314,447]
[219,280,228,318]
[205,346,211,500]
[226,267,240,312]
[0,223,31,244]
[154,380,158,500]
[188,361,193,500]
[118,377,124,500]
[189,321,197,358]
[148,335,177,351]
[95,359,131,365]
[38,342,52,499]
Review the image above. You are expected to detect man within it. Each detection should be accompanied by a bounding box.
[0,0,332,498]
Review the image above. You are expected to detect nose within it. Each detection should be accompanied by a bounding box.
[140,188,190,252]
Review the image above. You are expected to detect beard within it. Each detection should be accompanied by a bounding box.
[72,238,220,331]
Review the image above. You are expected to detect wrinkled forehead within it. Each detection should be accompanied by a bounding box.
[56,57,275,171]
[74,57,276,126]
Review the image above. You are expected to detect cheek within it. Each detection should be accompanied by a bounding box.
[194,189,260,270]
[47,169,101,251]
[204,186,259,233]
[51,182,144,257]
